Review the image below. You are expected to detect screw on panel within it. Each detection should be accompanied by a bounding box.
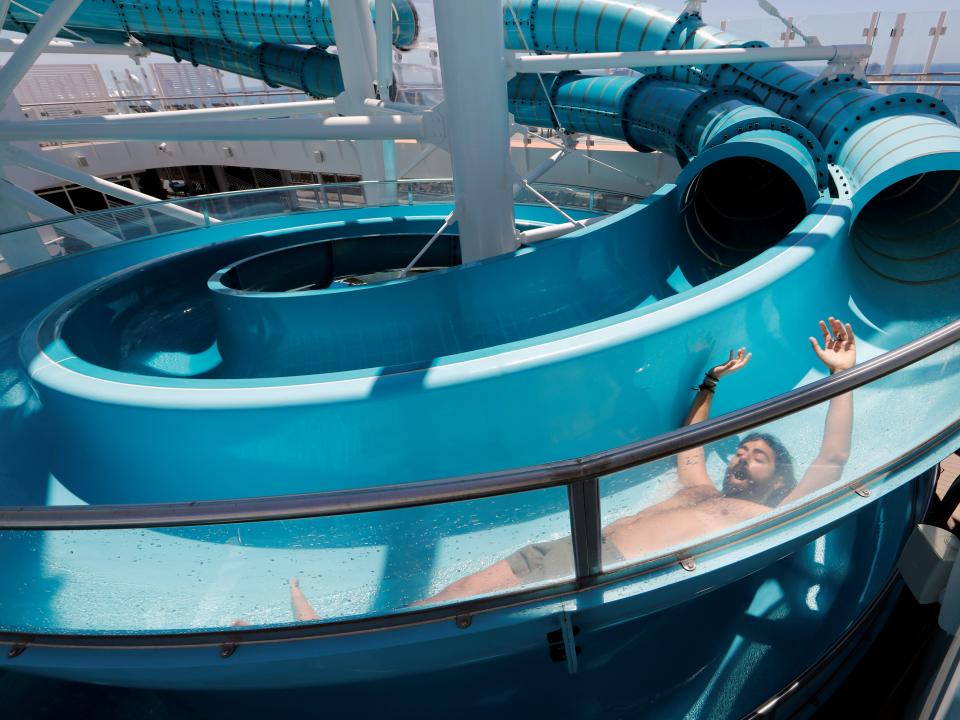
[455,614,472,629]
[856,487,871,498]
[7,644,26,659]
[680,557,696,571]
[219,642,239,659]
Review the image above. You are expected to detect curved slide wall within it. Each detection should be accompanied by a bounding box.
[0,0,959,705]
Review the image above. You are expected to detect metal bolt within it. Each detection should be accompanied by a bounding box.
[856,487,871,498]
[219,642,238,659]
[680,557,696,572]
[455,614,472,629]
[7,644,26,659]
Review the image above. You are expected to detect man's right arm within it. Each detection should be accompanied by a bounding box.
[676,347,751,489]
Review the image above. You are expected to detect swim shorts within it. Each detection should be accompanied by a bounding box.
[505,534,625,583]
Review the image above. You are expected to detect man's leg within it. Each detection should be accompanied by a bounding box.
[290,577,320,621]
[417,560,522,606]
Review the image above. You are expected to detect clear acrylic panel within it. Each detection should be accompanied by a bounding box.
[599,340,960,573]
[0,486,572,634]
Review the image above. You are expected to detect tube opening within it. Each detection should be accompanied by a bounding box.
[852,170,960,284]
[681,157,807,273]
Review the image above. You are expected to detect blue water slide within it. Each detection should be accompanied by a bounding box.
[141,35,346,98]
[3,0,420,49]
[2,0,960,708]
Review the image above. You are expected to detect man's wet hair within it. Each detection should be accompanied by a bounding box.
[738,432,797,506]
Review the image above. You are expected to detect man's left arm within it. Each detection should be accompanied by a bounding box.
[783,318,855,504]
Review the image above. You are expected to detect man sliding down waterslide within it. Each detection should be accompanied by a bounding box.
[286,317,856,619]
[415,317,857,606]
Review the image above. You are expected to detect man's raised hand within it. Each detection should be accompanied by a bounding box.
[809,317,856,374]
[710,347,752,379]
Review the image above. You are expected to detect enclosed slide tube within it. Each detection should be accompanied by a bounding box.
[3,0,420,49]
[501,0,960,277]
[8,0,957,274]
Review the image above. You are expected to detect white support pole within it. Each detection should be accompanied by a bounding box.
[0,0,11,29]
[375,0,398,198]
[508,44,872,73]
[329,0,394,204]
[0,0,86,102]
[515,148,566,192]
[920,12,948,94]
[375,0,395,101]
[522,181,584,227]
[0,144,214,226]
[883,13,907,79]
[518,214,608,244]
[0,38,148,56]
[0,114,426,143]
[58,99,339,123]
[401,209,455,276]
[434,0,517,262]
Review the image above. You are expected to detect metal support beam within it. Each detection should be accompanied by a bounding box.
[63,99,339,123]
[883,13,907,79]
[0,144,213,226]
[434,0,517,262]
[0,114,427,143]
[0,0,86,102]
[0,37,149,57]
[509,43,872,73]
[568,478,603,584]
[920,12,948,93]
[329,0,395,204]
[375,0,395,101]
[518,215,607,244]
[515,148,566,192]
[375,0,398,198]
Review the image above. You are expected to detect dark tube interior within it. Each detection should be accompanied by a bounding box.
[851,171,960,284]
[681,157,807,276]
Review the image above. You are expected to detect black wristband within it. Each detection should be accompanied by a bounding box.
[697,382,716,394]
[705,372,720,383]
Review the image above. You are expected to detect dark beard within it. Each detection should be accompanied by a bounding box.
[722,460,770,504]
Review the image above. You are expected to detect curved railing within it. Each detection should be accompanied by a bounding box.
[6,318,960,531]
[1,317,958,642]
[0,179,645,275]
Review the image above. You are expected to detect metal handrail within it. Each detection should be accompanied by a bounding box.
[0,179,641,239]
[4,317,959,531]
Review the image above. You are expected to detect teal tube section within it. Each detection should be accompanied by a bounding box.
[139,36,345,99]
[5,0,960,275]
[502,1,954,184]
[4,0,420,49]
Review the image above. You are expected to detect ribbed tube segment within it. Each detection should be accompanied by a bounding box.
[507,71,825,193]
[503,1,954,163]
[842,116,960,284]
[3,0,419,49]
[676,132,820,268]
[139,36,345,98]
